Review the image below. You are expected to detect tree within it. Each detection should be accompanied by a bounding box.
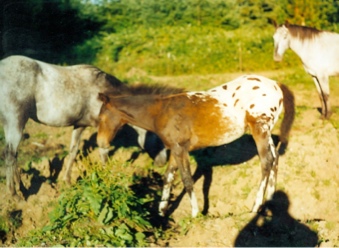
[1,0,101,63]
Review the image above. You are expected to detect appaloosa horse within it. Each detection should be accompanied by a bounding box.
[97,75,295,217]
[0,55,182,197]
[273,21,339,119]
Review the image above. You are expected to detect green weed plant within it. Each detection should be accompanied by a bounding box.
[17,159,152,247]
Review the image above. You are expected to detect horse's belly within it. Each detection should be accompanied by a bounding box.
[35,93,101,127]
[217,125,246,145]
[35,104,92,127]
[35,110,81,126]
[190,117,246,150]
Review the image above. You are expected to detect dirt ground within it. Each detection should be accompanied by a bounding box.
[1,73,339,247]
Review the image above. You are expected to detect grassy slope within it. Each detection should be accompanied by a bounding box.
[1,24,339,245]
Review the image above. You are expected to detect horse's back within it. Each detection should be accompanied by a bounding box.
[310,33,339,75]
[0,55,104,87]
[155,75,283,150]
[210,75,283,115]
[0,55,110,127]
[204,75,283,144]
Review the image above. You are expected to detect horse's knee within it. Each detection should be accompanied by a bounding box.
[182,175,194,194]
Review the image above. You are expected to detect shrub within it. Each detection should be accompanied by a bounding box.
[17,160,152,247]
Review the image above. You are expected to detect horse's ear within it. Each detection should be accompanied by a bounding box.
[268,18,277,28]
[284,20,290,27]
[98,93,109,104]
[273,20,277,28]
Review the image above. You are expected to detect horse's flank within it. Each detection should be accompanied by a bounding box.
[99,76,292,152]
[99,92,241,151]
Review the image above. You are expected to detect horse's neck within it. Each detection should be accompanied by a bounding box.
[289,32,339,73]
[289,37,311,60]
[115,96,159,131]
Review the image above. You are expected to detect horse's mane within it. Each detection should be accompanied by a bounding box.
[92,69,128,89]
[285,23,322,41]
[91,66,185,96]
[126,83,185,95]
[103,82,185,96]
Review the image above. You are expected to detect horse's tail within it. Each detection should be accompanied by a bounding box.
[278,83,295,153]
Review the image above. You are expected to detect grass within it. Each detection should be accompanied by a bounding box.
[94,25,303,78]
[1,67,339,246]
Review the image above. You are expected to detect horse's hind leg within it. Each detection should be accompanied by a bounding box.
[249,120,278,213]
[172,144,199,217]
[312,75,331,119]
[63,126,85,184]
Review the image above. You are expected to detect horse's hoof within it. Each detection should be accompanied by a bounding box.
[191,209,200,218]
[158,201,168,216]
[9,190,24,201]
[325,112,333,119]
[321,111,332,120]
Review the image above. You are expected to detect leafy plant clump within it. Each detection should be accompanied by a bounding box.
[17,162,152,247]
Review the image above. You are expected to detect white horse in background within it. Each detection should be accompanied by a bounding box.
[273,21,339,119]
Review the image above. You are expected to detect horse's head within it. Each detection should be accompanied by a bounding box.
[97,93,125,150]
[273,23,290,62]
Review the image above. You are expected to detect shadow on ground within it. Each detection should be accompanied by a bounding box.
[128,133,285,230]
[234,190,319,247]
[15,126,289,233]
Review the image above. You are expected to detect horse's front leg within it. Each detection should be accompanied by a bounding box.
[4,120,26,198]
[312,75,332,119]
[159,155,177,216]
[64,126,85,184]
[96,136,111,165]
[5,144,21,198]
[250,122,278,213]
[173,144,199,217]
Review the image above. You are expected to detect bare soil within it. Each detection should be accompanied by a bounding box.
[1,73,339,247]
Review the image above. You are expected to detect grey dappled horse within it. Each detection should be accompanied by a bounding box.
[273,21,339,119]
[0,55,171,197]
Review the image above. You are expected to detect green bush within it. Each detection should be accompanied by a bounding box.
[17,160,152,247]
